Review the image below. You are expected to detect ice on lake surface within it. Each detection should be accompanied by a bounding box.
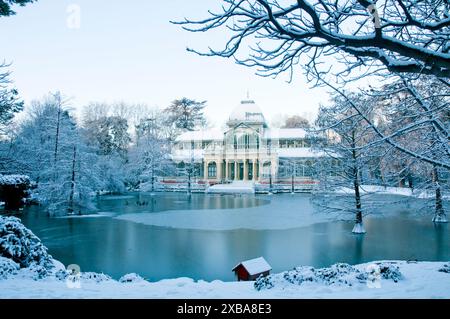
[16,192,450,281]
[115,194,334,230]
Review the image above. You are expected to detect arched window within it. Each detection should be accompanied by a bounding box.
[208,162,217,178]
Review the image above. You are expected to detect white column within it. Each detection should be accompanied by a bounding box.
[217,161,222,180]
[204,161,208,180]
[225,161,229,180]
[243,160,248,181]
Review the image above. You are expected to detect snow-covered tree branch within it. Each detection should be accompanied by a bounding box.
[174,0,450,80]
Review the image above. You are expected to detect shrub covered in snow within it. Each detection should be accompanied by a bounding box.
[438,263,450,274]
[0,256,20,279]
[254,274,274,291]
[0,216,54,273]
[378,263,403,282]
[119,273,145,283]
[55,269,69,281]
[81,272,112,283]
[255,262,403,290]
[282,266,316,285]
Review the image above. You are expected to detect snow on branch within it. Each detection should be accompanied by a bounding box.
[174,0,450,80]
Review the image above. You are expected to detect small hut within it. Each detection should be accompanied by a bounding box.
[232,257,272,281]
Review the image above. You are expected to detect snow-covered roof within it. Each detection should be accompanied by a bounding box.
[0,174,30,186]
[176,129,224,142]
[264,128,307,139]
[171,149,204,162]
[227,100,266,126]
[233,257,272,275]
[277,148,324,158]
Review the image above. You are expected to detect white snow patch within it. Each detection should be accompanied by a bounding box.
[0,174,30,185]
[100,195,135,201]
[335,185,414,196]
[208,181,255,194]
[278,148,324,158]
[432,215,448,223]
[352,223,366,234]
[114,195,334,230]
[0,261,449,298]
[56,212,115,219]
[176,129,224,142]
[234,257,272,275]
[333,185,450,199]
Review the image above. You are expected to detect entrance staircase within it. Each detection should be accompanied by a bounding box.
[207,181,255,194]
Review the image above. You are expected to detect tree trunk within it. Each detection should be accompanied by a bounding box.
[432,166,448,223]
[291,173,294,193]
[407,174,414,190]
[351,131,366,234]
[68,145,76,214]
[151,166,155,192]
[54,95,62,164]
[187,169,191,194]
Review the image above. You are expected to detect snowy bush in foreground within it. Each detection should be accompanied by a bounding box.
[255,262,403,291]
[438,263,450,274]
[81,272,112,283]
[254,274,274,291]
[0,216,54,273]
[54,269,112,283]
[378,263,403,282]
[119,273,145,283]
[0,256,20,279]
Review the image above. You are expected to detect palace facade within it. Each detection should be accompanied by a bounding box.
[171,98,321,183]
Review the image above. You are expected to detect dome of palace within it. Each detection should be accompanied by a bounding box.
[227,99,266,126]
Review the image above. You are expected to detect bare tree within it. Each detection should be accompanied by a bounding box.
[312,93,382,233]
[174,0,450,81]
[127,115,174,191]
[174,0,450,172]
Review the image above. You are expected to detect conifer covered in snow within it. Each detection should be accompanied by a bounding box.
[0,215,54,271]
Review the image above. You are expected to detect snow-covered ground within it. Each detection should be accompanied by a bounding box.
[208,181,255,194]
[1,261,449,298]
[336,185,449,199]
[115,195,335,230]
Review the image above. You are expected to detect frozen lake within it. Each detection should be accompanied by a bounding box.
[17,192,450,281]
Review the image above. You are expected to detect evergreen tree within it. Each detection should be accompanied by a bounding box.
[165,98,207,133]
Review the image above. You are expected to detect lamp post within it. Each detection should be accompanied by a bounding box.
[291,165,294,194]
[187,139,194,196]
[268,140,273,194]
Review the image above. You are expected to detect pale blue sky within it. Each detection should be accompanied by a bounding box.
[0,0,330,126]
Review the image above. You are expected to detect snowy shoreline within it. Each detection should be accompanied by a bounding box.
[1,260,450,298]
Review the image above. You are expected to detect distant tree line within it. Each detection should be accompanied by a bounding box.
[0,90,208,215]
